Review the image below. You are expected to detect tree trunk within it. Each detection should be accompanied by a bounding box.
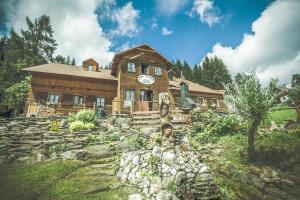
[247,118,261,162]
[296,105,300,123]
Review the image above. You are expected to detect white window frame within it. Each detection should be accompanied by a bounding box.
[127,62,136,73]
[154,66,162,76]
[47,94,59,105]
[73,95,83,105]
[97,97,105,108]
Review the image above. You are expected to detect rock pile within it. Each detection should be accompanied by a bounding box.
[118,145,219,200]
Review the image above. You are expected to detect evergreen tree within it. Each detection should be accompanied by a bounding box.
[182,60,192,80]
[71,58,76,65]
[0,15,73,116]
[21,15,57,63]
[200,56,232,89]
[192,64,202,84]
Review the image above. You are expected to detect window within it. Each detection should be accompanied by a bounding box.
[124,89,135,107]
[140,90,146,101]
[87,64,93,71]
[73,95,83,105]
[154,67,162,76]
[208,98,219,110]
[127,62,136,72]
[195,97,205,107]
[141,64,149,74]
[47,94,59,104]
[125,89,135,101]
[97,97,105,107]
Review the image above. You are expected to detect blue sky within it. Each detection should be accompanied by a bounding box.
[97,0,272,65]
[0,0,299,84]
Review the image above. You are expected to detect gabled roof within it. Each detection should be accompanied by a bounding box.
[111,44,173,75]
[22,63,117,81]
[169,78,224,95]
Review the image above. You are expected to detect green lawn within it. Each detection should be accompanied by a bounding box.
[0,160,138,200]
[267,107,297,125]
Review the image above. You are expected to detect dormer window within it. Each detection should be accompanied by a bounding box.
[141,64,149,74]
[88,65,93,71]
[127,62,136,73]
[154,66,162,76]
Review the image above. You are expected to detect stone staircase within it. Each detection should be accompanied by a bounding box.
[131,109,190,129]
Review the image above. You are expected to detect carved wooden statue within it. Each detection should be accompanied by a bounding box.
[159,92,174,145]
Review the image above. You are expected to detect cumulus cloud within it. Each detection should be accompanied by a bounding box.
[207,0,300,84]
[109,2,140,37]
[4,0,114,65]
[155,0,189,16]
[189,0,221,27]
[162,27,173,36]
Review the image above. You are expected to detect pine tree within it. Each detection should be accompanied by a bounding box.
[200,56,232,89]
[71,58,76,65]
[182,60,192,80]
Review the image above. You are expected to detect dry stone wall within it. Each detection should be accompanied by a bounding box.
[0,117,96,165]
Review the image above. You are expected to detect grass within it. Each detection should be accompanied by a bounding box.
[266,107,297,125]
[0,160,138,200]
[205,131,300,200]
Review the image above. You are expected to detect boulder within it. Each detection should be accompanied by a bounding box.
[61,149,88,160]
[128,194,143,200]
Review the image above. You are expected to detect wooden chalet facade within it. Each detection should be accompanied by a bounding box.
[22,44,226,116]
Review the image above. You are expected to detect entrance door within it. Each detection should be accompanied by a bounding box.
[140,90,153,111]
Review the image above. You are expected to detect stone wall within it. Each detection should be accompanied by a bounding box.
[0,117,96,165]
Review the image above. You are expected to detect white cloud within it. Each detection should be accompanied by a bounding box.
[151,18,158,30]
[162,27,173,36]
[109,2,140,37]
[4,0,114,65]
[189,0,221,27]
[207,0,300,84]
[155,0,190,16]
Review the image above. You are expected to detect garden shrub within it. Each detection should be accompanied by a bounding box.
[190,110,246,144]
[76,109,95,123]
[125,134,148,151]
[67,109,97,133]
[108,134,121,142]
[49,120,60,132]
[69,121,96,133]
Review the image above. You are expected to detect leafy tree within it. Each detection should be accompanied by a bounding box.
[289,74,300,122]
[225,71,278,161]
[3,76,31,117]
[200,56,232,89]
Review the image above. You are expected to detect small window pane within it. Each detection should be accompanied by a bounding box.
[97,97,105,107]
[48,94,59,104]
[73,95,83,105]
[155,67,162,76]
[127,62,136,72]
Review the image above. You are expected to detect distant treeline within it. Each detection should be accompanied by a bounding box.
[171,56,232,90]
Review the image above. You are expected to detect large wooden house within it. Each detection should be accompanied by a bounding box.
[22,44,226,116]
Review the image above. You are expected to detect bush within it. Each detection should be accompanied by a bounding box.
[190,110,246,144]
[67,109,97,133]
[49,120,60,132]
[76,109,95,123]
[69,121,96,133]
[67,109,95,123]
[125,134,148,151]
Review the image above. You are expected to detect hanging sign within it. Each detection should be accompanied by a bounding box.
[138,75,155,85]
